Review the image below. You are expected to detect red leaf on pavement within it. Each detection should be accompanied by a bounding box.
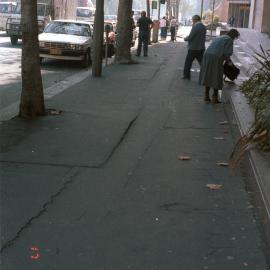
[206,184,223,190]
[178,155,191,160]
[217,162,229,167]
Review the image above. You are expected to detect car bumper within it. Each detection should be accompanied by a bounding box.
[39,48,85,61]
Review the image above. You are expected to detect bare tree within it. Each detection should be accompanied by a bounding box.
[115,0,133,64]
[92,0,104,76]
[19,0,45,117]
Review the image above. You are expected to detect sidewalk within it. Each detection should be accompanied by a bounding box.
[233,28,270,75]
[1,40,269,269]
[229,28,270,226]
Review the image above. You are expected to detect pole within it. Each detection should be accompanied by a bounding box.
[146,0,150,17]
[105,31,108,66]
[200,0,203,18]
[158,0,160,20]
[210,0,215,40]
[92,0,104,77]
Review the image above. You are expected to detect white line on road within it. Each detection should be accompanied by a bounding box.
[0,69,91,121]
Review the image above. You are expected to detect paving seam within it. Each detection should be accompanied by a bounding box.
[0,167,80,253]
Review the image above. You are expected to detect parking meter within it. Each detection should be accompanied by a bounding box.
[104,24,111,66]
[152,20,160,43]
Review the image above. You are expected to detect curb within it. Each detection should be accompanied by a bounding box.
[224,80,270,222]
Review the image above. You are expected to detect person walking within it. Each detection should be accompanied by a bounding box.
[182,15,206,80]
[129,10,136,47]
[136,11,153,57]
[228,16,235,27]
[159,16,167,40]
[199,29,240,103]
[170,16,177,41]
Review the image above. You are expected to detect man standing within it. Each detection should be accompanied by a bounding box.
[182,15,206,80]
[129,10,136,47]
[170,16,177,41]
[159,16,167,40]
[136,11,153,57]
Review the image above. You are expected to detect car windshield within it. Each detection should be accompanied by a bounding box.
[76,8,93,17]
[104,15,117,20]
[0,3,15,13]
[13,3,46,16]
[44,21,91,36]
[13,3,20,14]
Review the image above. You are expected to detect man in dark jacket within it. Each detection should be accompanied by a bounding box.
[182,15,206,79]
[136,11,153,57]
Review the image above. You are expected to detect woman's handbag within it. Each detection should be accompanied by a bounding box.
[223,60,240,81]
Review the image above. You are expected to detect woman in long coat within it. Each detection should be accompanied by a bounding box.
[199,29,240,103]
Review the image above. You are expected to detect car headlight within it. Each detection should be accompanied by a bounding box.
[39,41,45,47]
[66,44,75,49]
[75,44,84,50]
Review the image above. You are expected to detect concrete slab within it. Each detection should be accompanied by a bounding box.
[0,112,134,167]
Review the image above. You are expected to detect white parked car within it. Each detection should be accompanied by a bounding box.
[39,20,92,67]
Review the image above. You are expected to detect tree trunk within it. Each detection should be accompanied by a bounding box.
[92,0,104,77]
[19,0,45,118]
[115,0,133,64]
[176,0,180,21]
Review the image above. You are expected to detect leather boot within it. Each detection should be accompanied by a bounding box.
[212,89,221,104]
[204,87,211,102]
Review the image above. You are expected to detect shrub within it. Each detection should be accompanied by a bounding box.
[230,47,270,167]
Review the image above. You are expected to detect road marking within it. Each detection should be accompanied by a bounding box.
[0,69,91,121]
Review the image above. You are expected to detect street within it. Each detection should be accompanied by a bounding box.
[1,35,269,269]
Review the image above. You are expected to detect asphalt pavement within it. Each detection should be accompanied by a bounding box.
[0,37,270,269]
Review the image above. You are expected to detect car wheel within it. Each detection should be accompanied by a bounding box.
[10,35,18,45]
[82,49,91,68]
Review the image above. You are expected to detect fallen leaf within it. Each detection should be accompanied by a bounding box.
[206,184,223,190]
[214,137,225,140]
[219,121,229,125]
[48,109,63,115]
[217,162,229,167]
[178,155,191,160]
[223,129,229,134]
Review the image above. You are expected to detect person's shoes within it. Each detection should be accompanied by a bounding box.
[144,54,148,57]
[136,54,140,57]
[181,76,190,80]
[204,96,211,103]
[212,95,221,104]
[204,88,210,103]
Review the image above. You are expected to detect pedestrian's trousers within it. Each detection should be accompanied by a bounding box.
[170,27,176,41]
[137,32,149,56]
[183,49,204,78]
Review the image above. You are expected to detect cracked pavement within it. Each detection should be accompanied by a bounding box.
[0,40,270,269]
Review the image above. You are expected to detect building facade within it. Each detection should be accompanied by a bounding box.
[249,0,270,33]
[53,0,77,19]
[214,0,269,33]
